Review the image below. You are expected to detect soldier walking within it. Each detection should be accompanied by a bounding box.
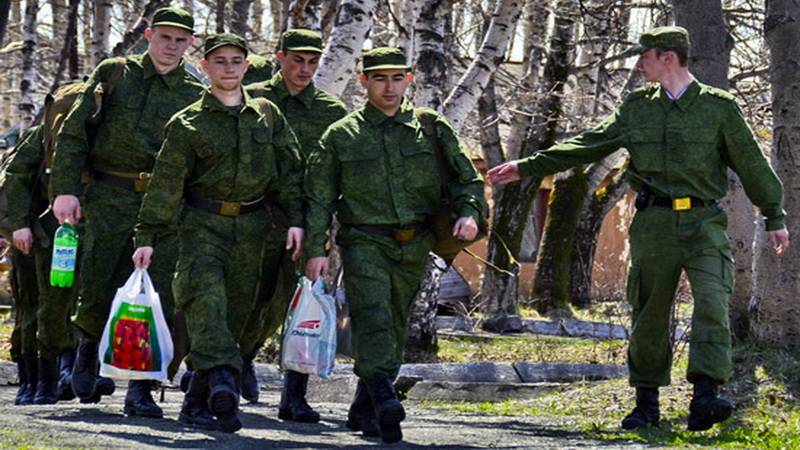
[304,47,486,443]
[132,33,304,433]
[487,27,790,432]
[240,28,347,421]
[50,7,203,416]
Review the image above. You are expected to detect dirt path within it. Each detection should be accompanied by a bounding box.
[0,385,653,449]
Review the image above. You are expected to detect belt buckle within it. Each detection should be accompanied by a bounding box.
[219,201,241,217]
[393,228,416,243]
[135,172,151,193]
[672,197,691,211]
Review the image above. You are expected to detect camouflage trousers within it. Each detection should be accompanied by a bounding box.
[238,225,296,361]
[627,204,734,387]
[338,225,434,381]
[10,249,38,358]
[73,183,178,343]
[32,212,78,358]
[172,207,268,373]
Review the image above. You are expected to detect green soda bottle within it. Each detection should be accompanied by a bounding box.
[50,220,78,287]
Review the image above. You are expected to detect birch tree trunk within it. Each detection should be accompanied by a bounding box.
[673,0,754,339]
[751,0,800,348]
[404,256,445,362]
[320,0,340,37]
[313,0,378,97]
[412,0,449,111]
[49,0,66,47]
[19,0,37,129]
[91,0,111,66]
[442,0,523,131]
[80,0,90,69]
[395,0,422,63]
[231,0,253,37]
[50,0,79,91]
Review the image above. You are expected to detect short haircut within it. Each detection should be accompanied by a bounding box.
[655,47,689,67]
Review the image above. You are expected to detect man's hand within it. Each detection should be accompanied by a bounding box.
[53,195,82,225]
[305,256,329,282]
[452,216,479,241]
[132,246,154,269]
[768,227,790,256]
[486,161,521,185]
[286,227,305,261]
[12,228,33,255]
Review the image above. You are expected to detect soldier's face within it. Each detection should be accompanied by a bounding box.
[145,26,194,70]
[201,47,250,92]
[277,50,321,92]
[635,49,668,82]
[361,70,413,113]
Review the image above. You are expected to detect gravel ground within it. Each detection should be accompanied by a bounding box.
[0,385,653,449]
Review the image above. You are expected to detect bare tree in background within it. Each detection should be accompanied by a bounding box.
[0,0,11,46]
[19,0,37,128]
[751,0,800,349]
[91,0,112,66]
[51,0,79,91]
[112,0,169,57]
[231,0,254,37]
[314,0,378,96]
[288,0,323,30]
[412,0,450,111]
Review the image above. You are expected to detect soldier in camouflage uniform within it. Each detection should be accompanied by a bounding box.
[488,27,790,432]
[7,124,81,405]
[51,7,203,416]
[240,28,347,421]
[242,53,274,85]
[4,127,41,405]
[305,47,486,443]
[133,33,304,433]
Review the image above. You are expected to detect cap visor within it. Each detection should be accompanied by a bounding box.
[151,21,194,33]
[285,46,323,53]
[623,44,647,56]
[363,64,411,72]
[205,43,249,57]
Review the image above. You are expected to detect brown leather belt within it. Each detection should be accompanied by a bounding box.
[352,222,429,243]
[92,169,151,193]
[185,193,265,217]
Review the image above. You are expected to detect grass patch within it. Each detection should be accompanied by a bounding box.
[424,344,800,449]
[0,426,72,449]
[438,334,627,365]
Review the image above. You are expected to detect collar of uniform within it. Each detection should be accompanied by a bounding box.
[657,79,700,111]
[201,88,260,115]
[363,98,414,126]
[142,52,187,89]
[270,72,316,109]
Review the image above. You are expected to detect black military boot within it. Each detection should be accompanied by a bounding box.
[207,366,241,433]
[57,350,76,401]
[365,378,405,444]
[71,338,99,400]
[621,387,660,430]
[18,354,38,405]
[278,370,320,422]
[179,371,217,430]
[240,359,259,403]
[687,375,733,431]
[124,380,164,418]
[33,356,60,404]
[346,379,380,437]
[14,357,29,405]
[80,375,116,404]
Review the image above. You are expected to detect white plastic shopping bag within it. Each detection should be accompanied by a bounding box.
[99,268,173,382]
[281,276,337,379]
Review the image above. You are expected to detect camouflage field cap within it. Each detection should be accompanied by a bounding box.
[281,29,324,53]
[204,33,248,57]
[151,7,194,33]
[362,47,410,72]
[629,26,690,54]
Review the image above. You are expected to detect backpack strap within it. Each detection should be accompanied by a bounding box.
[414,107,453,204]
[91,56,126,120]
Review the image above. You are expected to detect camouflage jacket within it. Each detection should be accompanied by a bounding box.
[52,53,204,196]
[517,80,785,230]
[247,72,347,160]
[134,88,304,247]
[305,99,486,257]
[6,125,47,231]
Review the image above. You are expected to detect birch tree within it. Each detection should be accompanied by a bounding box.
[0,0,10,46]
[442,0,523,131]
[288,0,323,30]
[751,0,800,349]
[313,0,378,97]
[19,0,37,128]
[413,0,450,111]
[51,0,79,91]
[91,0,112,66]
